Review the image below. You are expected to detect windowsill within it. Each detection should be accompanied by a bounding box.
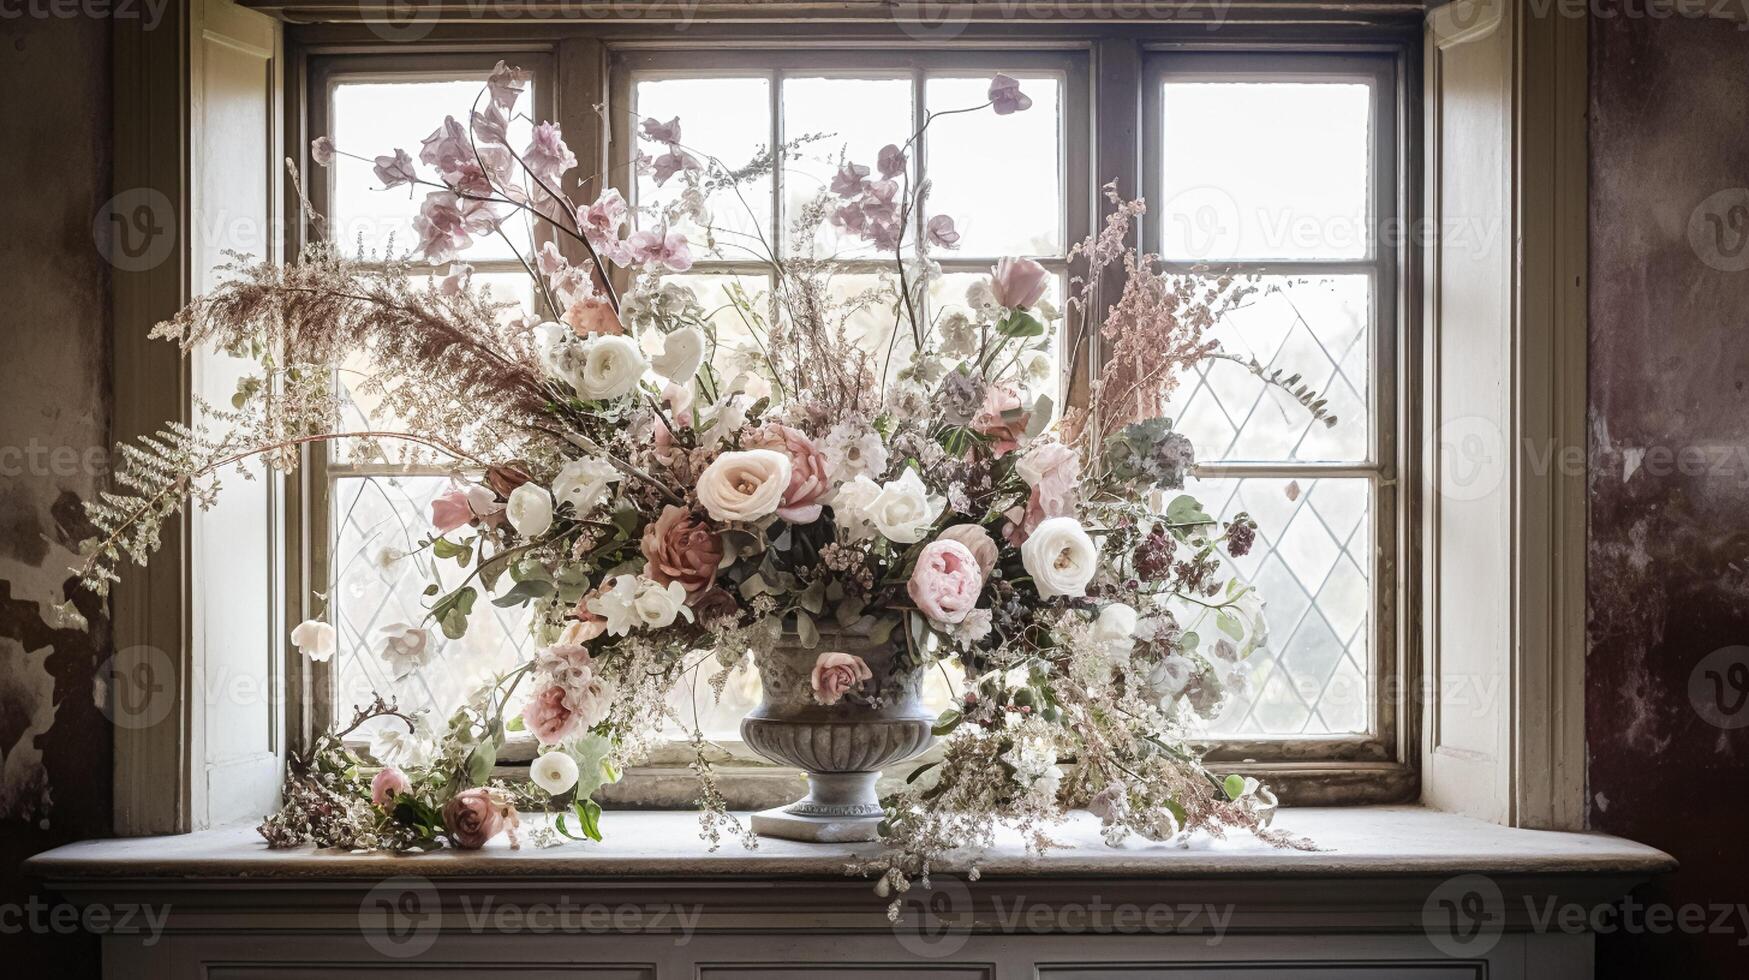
[28,805,1672,883]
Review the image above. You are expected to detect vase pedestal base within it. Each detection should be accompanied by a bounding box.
[750,771,883,843]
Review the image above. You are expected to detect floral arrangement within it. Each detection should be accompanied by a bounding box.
[75,62,1324,904]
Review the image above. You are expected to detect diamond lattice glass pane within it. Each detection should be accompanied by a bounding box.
[782,75,914,259]
[1162,275,1370,463]
[1176,475,1373,737]
[924,75,1063,257]
[1160,80,1371,261]
[332,476,536,739]
[331,79,534,263]
[633,76,772,261]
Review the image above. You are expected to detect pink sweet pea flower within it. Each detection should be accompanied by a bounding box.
[430,490,474,534]
[650,148,700,187]
[988,73,1033,115]
[989,256,1050,309]
[419,116,471,176]
[639,116,682,144]
[926,214,961,249]
[876,143,906,179]
[626,227,694,272]
[523,121,577,184]
[830,161,870,197]
[487,60,531,111]
[578,188,629,251]
[373,148,416,190]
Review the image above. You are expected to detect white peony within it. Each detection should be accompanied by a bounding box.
[1020,516,1098,598]
[551,457,620,515]
[574,333,648,400]
[505,482,554,538]
[821,420,889,483]
[1091,602,1139,661]
[530,750,580,796]
[290,619,336,662]
[867,468,946,544]
[632,579,694,630]
[829,475,884,542]
[697,449,791,523]
[379,623,433,678]
[651,325,705,383]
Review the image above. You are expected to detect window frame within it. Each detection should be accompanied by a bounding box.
[287,24,1422,805]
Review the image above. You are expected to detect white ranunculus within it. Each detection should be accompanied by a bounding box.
[867,468,946,544]
[651,325,706,384]
[290,619,336,662]
[505,482,554,538]
[632,579,694,630]
[574,333,648,401]
[1020,516,1098,598]
[1091,602,1139,660]
[829,475,884,542]
[379,623,433,678]
[696,449,791,523]
[530,750,580,796]
[551,457,621,515]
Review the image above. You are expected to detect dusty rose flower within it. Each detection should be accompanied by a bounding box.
[936,523,999,578]
[811,651,873,706]
[972,385,1030,455]
[640,504,724,601]
[485,463,533,498]
[563,293,624,337]
[908,539,984,625]
[370,766,410,809]
[521,684,582,746]
[749,424,831,524]
[691,586,740,624]
[989,256,1050,309]
[441,788,517,850]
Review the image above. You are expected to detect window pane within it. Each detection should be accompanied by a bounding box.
[782,75,913,259]
[330,79,534,263]
[1178,475,1373,736]
[633,76,772,261]
[1162,275,1370,463]
[925,75,1063,256]
[660,272,773,383]
[1160,81,1371,261]
[930,269,1065,398]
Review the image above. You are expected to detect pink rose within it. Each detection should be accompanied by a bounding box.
[972,385,1031,456]
[441,787,518,850]
[370,766,411,809]
[908,539,984,626]
[563,294,624,337]
[989,256,1049,309]
[810,652,873,706]
[430,483,503,534]
[520,684,582,746]
[750,424,832,524]
[640,504,724,602]
[936,524,999,578]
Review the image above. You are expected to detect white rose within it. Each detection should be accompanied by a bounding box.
[652,325,706,384]
[551,457,620,515]
[505,483,554,538]
[632,579,694,630]
[574,333,648,401]
[1091,602,1139,660]
[290,619,336,662]
[867,468,945,544]
[697,449,791,523]
[379,623,433,678]
[530,750,580,795]
[829,475,883,542]
[1020,516,1098,598]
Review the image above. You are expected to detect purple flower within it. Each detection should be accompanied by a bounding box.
[523,121,577,184]
[626,227,694,272]
[988,73,1033,116]
[640,116,682,145]
[439,262,473,297]
[926,214,961,249]
[650,149,700,187]
[578,188,628,250]
[373,149,416,190]
[829,201,868,235]
[487,60,531,111]
[830,161,870,198]
[414,191,500,265]
[876,143,906,179]
[310,136,335,167]
[859,179,899,225]
[419,116,472,176]
[471,102,509,147]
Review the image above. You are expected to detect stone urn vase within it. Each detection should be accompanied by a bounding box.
[739,625,937,842]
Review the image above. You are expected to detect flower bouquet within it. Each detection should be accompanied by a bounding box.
[76,62,1325,903]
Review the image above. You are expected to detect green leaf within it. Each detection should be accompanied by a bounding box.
[1179,630,1200,654]
[997,310,1045,338]
[506,714,525,733]
[931,709,962,737]
[794,611,819,649]
[906,760,941,784]
[1216,609,1244,641]
[432,536,470,562]
[573,798,603,842]
[1223,773,1246,801]
[867,616,899,646]
[491,577,556,608]
[834,598,866,629]
[466,738,498,787]
[1165,494,1214,527]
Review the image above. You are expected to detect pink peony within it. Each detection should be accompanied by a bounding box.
[908,539,985,626]
[989,256,1050,309]
[972,385,1031,456]
[441,788,517,850]
[521,684,582,746]
[370,766,411,809]
[811,652,873,706]
[640,504,724,602]
[750,424,832,524]
[936,523,999,578]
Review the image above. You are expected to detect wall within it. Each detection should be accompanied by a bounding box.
[1588,9,1749,980]
[0,10,114,974]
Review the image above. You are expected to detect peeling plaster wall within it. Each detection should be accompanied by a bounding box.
[1588,10,1749,979]
[0,11,113,975]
